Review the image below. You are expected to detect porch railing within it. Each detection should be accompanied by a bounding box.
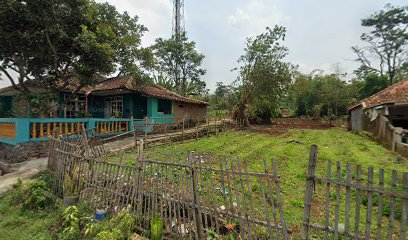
[0,117,175,145]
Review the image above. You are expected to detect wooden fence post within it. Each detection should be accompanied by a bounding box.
[215,118,218,135]
[206,118,209,137]
[138,139,144,161]
[302,145,318,240]
[81,124,90,157]
[196,117,199,140]
[164,124,167,146]
[182,118,185,142]
[188,152,205,239]
[144,117,148,143]
[131,116,137,148]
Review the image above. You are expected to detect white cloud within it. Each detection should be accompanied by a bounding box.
[227,0,290,34]
[96,0,173,45]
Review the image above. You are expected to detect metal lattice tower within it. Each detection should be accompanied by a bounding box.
[173,0,185,39]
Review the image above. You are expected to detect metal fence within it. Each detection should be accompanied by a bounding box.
[51,140,289,239]
[302,145,408,240]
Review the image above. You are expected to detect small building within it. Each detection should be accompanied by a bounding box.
[0,75,208,122]
[348,79,408,155]
[0,75,208,145]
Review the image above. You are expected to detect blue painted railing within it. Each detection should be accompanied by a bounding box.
[0,116,174,145]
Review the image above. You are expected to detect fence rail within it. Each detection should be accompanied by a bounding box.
[302,146,408,240]
[50,139,289,239]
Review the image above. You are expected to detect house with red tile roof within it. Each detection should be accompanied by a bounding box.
[348,79,408,156]
[0,75,208,121]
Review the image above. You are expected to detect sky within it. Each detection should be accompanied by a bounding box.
[0,0,406,91]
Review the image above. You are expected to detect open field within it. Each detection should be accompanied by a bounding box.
[109,127,407,237]
[1,123,405,239]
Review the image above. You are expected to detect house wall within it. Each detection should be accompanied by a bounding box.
[172,101,207,123]
[146,97,173,120]
[89,95,105,118]
[350,106,363,132]
[130,94,147,119]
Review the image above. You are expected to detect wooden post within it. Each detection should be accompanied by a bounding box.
[302,145,318,240]
[81,124,90,157]
[32,122,37,139]
[188,152,205,239]
[215,118,218,135]
[39,123,44,138]
[131,116,137,148]
[164,124,168,146]
[138,139,144,161]
[196,117,199,140]
[182,118,185,141]
[144,116,148,142]
[207,118,209,137]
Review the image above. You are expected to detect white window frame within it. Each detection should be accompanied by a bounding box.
[63,94,86,118]
[105,96,123,117]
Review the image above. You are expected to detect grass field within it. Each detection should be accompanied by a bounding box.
[0,191,61,240]
[110,128,407,237]
[1,127,404,239]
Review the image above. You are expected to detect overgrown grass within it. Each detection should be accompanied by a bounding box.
[0,188,61,240]
[109,128,407,237]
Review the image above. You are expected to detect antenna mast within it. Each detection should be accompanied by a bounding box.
[173,0,185,39]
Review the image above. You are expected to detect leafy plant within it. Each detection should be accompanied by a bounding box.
[150,214,164,240]
[109,207,136,238]
[63,165,80,197]
[12,92,58,118]
[22,180,55,210]
[10,178,24,205]
[61,206,81,239]
[94,229,123,240]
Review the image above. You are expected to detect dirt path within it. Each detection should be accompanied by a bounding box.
[250,118,334,136]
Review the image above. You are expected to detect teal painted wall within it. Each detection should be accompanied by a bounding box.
[158,99,172,114]
[132,94,147,119]
[89,95,105,118]
[147,97,158,117]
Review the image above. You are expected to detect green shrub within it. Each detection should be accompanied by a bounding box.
[22,180,55,210]
[35,170,55,190]
[109,208,136,238]
[94,229,123,240]
[10,178,24,205]
[57,205,136,240]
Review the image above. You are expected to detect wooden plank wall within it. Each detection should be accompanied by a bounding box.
[0,122,16,138]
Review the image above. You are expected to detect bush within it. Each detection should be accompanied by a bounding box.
[22,180,55,210]
[57,205,136,240]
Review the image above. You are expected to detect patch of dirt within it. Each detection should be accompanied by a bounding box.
[250,117,333,136]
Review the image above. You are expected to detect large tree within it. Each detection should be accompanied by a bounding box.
[234,26,293,123]
[152,32,207,96]
[289,72,357,117]
[352,4,408,86]
[0,0,151,93]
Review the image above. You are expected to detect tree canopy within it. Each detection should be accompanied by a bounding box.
[234,26,293,123]
[0,0,152,93]
[152,32,207,96]
[353,4,408,85]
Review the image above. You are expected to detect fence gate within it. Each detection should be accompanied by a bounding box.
[302,145,408,240]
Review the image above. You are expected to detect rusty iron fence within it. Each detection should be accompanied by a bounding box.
[50,140,289,239]
[302,145,408,240]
